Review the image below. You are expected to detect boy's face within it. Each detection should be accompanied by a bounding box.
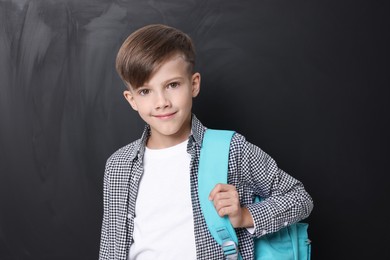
[123,55,200,149]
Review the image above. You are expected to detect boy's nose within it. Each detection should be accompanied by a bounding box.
[155,92,170,109]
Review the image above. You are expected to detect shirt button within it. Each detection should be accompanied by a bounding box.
[261,230,267,235]
[284,221,288,226]
[127,214,132,219]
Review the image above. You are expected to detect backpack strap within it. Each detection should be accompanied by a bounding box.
[198,129,241,260]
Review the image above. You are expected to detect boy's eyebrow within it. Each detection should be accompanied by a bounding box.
[142,76,185,88]
[161,76,185,85]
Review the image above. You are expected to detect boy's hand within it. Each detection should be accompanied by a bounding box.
[209,183,254,228]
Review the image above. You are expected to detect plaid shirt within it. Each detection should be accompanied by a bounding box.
[99,114,313,260]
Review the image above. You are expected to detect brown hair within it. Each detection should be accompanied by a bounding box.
[116,24,196,89]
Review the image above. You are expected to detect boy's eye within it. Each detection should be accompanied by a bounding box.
[138,89,150,96]
[167,82,180,88]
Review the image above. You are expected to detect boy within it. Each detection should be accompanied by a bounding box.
[99,24,313,260]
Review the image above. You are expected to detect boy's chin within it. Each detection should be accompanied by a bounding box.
[151,127,184,137]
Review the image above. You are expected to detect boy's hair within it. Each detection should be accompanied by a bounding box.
[116,24,196,89]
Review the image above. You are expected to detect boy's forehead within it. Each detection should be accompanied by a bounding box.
[137,55,191,87]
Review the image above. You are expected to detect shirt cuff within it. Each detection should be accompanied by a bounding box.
[245,207,256,234]
[246,202,273,237]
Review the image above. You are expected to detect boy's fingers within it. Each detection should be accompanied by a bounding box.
[208,183,236,200]
[217,205,239,217]
[214,198,239,212]
[213,197,230,209]
[213,191,235,201]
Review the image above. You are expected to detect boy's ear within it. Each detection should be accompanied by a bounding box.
[123,90,138,111]
[191,72,201,97]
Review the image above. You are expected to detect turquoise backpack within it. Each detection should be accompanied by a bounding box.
[198,129,311,260]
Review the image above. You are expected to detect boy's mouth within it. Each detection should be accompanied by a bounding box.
[154,112,176,120]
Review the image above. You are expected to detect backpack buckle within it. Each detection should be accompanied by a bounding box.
[222,240,239,260]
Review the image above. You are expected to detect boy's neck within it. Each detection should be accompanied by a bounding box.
[146,127,191,149]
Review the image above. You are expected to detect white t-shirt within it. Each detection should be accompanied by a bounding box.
[128,139,196,260]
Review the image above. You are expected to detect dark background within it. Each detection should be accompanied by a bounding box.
[1,0,389,259]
